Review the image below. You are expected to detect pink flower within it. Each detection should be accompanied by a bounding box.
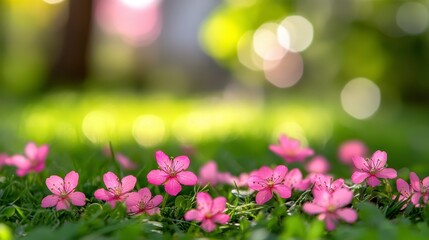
[227,173,250,188]
[198,161,219,186]
[313,174,345,194]
[410,172,429,207]
[41,171,86,210]
[94,172,137,207]
[351,150,397,187]
[8,142,49,176]
[125,188,163,215]
[303,188,357,231]
[305,156,330,174]
[184,192,229,232]
[395,178,413,209]
[147,150,198,196]
[248,165,292,205]
[283,168,308,191]
[269,134,314,163]
[338,140,368,165]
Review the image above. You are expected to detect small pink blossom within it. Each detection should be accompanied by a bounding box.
[269,134,314,163]
[338,140,368,165]
[283,168,309,191]
[395,178,413,209]
[410,172,429,207]
[125,188,163,215]
[94,172,137,207]
[147,151,198,196]
[351,150,397,187]
[305,156,330,174]
[248,165,292,205]
[41,171,86,210]
[198,161,219,186]
[8,142,49,176]
[227,173,250,188]
[184,192,229,232]
[303,188,357,231]
[313,174,345,194]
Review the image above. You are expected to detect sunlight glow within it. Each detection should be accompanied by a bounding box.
[132,115,166,147]
[341,78,381,120]
[272,122,308,147]
[82,111,116,143]
[43,0,64,4]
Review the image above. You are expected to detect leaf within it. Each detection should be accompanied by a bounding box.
[1,206,15,218]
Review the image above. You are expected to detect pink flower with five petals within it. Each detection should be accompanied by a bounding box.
[410,172,429,207]
[147,151,198,196]
[248,165,292,205]
[125,188,163,215]
[303,188,357,231]
[41,171,86,211]
[8,142,49,176]
[269,134,314,163]
[94,172,137,207]
[184,192,230,232]
[351,150,397,187]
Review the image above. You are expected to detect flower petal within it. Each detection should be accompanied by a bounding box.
[269,145,284,156]
[336,208,357,223]
[331,188,353,208]
[103,172,120,189]
[201,219,216,232]
[125,192,140,207]
[94,188,114,201]
[176,171,198,186]
[9,155,31,169]
[396,178,411,195]
[184,209,203,222]
[56,199,70,211]
[35,144,49,163]
[302,202,325,215]
[283,168,302,188]
[164,178,182,196]
[213,213,229,224]
[376,168,397,179]
[147,170,169,185]
[352,156,369,171]
[149,195,163,208]
[64,171,79,193]
[25,142,38,160]
[172,155,190,172]
[272,165,288,184]
[69,192,86,206]
[257,166,273,178]
[248,176,267,191]
[422,176,429,189]
[146,207,160,215]
[273,184,291,199]
[325,214,337,231]
[196,192,213,213]
[212,196,226,214]
[367,176,381,187]
[155,150,171,172]
[410,172,421,192]
[41,195,60,208]
[46,175,64,195]
[351,171,370,184]
[137,188,152,203]
[121,175,137,193]
[255,189,273,205]
[411,192,422,206]
[371,150,387,168]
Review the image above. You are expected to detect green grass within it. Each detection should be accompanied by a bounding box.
[1,91,429,239]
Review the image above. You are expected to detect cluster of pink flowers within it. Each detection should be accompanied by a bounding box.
[1,142,49,176]
[5,135,429,233]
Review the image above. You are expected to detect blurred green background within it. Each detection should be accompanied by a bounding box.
[1,0,429,176]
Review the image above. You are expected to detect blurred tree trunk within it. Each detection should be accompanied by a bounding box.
[47,0,94,87]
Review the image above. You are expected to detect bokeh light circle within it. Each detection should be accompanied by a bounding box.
[396,2,429,35]
[341,78,381,120]
[132,115,165,147]
[278,15,314,52]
